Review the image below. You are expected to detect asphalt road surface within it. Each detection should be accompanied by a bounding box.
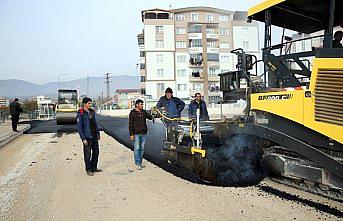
[2,132,342,220]
[17,117,343,219]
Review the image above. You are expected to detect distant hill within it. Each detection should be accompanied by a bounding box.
[0,75,138,99]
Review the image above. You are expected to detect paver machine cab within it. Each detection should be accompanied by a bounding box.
[56,89,79,125]
[157,0,343,200]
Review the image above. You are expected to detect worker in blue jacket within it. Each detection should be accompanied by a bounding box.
[156,87,185,126]
[188,93,209,121]
[77,97,101,176]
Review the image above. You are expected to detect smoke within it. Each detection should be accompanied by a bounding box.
[207,134,264,186]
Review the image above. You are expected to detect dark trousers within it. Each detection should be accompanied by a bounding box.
[83,138,99,172]
[11,114,19,131]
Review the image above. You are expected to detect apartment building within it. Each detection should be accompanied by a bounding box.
[0,96,9,107]
[138,7,260,104]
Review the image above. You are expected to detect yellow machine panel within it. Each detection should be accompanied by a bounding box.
[251,58,343,144]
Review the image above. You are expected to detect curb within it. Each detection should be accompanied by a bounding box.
[0,124,31,148]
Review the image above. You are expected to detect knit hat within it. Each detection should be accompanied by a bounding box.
[165,87,173,93]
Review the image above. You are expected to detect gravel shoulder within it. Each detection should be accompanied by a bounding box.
[0,132,342,221]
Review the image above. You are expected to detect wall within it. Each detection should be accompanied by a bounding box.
[144,25,175,51]
[146,52,175,81]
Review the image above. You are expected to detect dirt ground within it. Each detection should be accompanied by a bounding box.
[0,132,342,221]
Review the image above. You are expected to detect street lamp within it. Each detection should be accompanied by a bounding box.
[58,73,68,90]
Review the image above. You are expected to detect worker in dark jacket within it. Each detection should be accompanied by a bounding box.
[188,93,209,121]
[333,31,343,48]
[9,98,23,132]
[129,99,153,170]
[156,87,185,126]
[76,97,101,176]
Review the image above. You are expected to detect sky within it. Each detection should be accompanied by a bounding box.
[0,0,263,84]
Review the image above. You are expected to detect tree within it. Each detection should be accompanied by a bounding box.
[22,99,38,112]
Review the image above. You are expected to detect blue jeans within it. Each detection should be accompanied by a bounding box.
[134,134,146,166]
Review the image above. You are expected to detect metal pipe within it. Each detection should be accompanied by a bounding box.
[327,0,336,48]
[196,108,200,148]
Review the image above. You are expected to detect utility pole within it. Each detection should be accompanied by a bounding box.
[104,73,112,101]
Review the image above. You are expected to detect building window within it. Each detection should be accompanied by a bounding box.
[140,88,146,95]
[177,55,186,63]
[192,83,203,91]
[140,63,145,69]
[243,41,249,50]
[156,26,164,33]
[189,53,203,65]
[157,54,163,62]
[208,53,219,61]
[176,27,186,35]
[206,28,215,34]
[138,36,144,45]
[189,39,202,47]
[209,67,219,76]
[139,51,145,57]
[191,13,199,21]
[220,28,229,36]
[178,84,187,91]
[157,83,165,91]
[207,41,216,48]
[219,15,229,21]
[221,69,229,73]
[176,41,186,48]
[177,69,187,77]
[140,76,146,82]
[220,42,230,48]
[220,55,230,62]
[188,24,202,33]
[209,96,221,104]
[206,13,213,22]
[175,14,185,21]
[157,69,164,77]
[156,40,164,48]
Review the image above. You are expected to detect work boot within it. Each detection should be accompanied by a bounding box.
[87,171,94,176]
[93,169,102,173]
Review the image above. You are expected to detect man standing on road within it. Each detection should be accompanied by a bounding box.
[76,97,102,176]
[156,87,185,127]
[333,31,343,48]
[188,93,209,121]
[9,98,23,132]
[129,99,153,170]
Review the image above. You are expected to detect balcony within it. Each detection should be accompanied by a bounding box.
[137,34,144,46]
[206,33,219,39]
[208,75,220,82]
[188,33,202,39]
[188,47,203,53]
[189,72,203,81]
[208,86,221,96]
[207,47,220,53]
[189,58,203,67]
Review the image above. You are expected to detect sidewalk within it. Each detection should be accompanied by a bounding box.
[0,121,31,147]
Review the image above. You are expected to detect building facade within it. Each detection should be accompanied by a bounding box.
[138,7,260,104]
[0,97,9,107]
[115,89,141,109]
